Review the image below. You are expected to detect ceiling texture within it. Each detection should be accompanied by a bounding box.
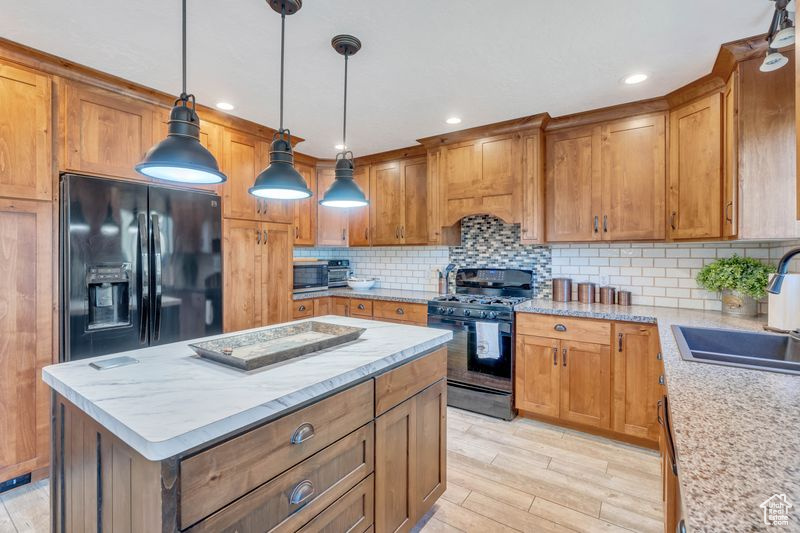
[0,0,774,157]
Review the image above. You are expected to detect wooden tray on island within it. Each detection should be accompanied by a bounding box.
[189,321,367,371]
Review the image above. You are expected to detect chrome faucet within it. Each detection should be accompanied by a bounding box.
[766,247,800,294]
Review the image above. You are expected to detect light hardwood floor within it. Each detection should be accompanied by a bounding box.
[0,407,661,533]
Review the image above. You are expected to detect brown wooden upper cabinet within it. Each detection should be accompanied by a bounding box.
[520,131,545,244]
[223,219,291,332]
[293,161,317,246]
[545,113,666,242]
[221,129,260,220]
[371,157,428,245]
[668,92,723,240]
[63,80,155,182]
[0,198,53,483]
[440,134,519,226]
[0,61,52,201]
[317,166,349,246]
[348,164,371,247]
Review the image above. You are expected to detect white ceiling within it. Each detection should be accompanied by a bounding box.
[0,1,773,157]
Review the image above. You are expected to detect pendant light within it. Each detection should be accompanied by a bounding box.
[249,0,312,200]
[771,5,796,48]
[136,0,226,184]
[761,47,789,71]
[320,35,368,208]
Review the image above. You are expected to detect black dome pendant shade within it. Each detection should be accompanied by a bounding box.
[250,0,312,200]
[136,0,226,184]
[320,35,367,208]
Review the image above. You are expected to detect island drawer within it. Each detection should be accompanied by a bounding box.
[185,423,374,533]
[375,347,447,416]
[293,301,314,319]
[297,473,374,533]
[180,380,374,529]
[516,314,611,345]
[350,298,374,317]
[372,301,427,325]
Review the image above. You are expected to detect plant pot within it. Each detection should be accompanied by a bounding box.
[720,289,759,317]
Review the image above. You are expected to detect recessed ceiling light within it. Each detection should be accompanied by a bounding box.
[215,102,235,111]
[446,117,462,125]
[623,73,648,85]
[335,144,346,150]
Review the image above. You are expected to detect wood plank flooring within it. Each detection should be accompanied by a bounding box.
[0,407,662,533]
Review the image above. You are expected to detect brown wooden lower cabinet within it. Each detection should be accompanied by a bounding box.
[52,348,447,533]
[659,396,682,533]
[320,296,428,326]
[375,379,446,533]
[515,314,661,445]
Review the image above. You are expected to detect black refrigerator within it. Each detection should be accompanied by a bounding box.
[61,174,223,361]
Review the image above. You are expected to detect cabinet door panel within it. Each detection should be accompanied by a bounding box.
[601,114,666,241]
[221,130,259,220]
[293,163,317,246]
[414,380,446,516]
[349,165,371,246]
[317,167,349,246]
[443,142,478,200]
[559,340,611,429]
[612,324,662,441]
[261,223,292,325]
[402,158,428,245]
[223,218,261,332]
[375,397,416,533]
[0,62,51,200]
[546,127,600,242]
[0,199,52,481]
[515,335,560,418]
[723,73,738,238]
[668,93,723,239]
[480,136,515,195]
[64,81,154,181]
[521,133,544,244]
[371,161,403,245]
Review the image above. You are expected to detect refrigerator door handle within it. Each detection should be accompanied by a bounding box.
[138,212,150,344]
[151,213,163,341]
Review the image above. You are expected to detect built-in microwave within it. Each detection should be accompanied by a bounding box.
[292,261,329,293]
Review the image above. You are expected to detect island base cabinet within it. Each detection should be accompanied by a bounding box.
[375,379,446,533]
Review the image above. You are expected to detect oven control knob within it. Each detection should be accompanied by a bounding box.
[480,310,488,318]
[464,309,471,317]
[488,311,498,319]
[437,306,446,314]
[447,307,455,315]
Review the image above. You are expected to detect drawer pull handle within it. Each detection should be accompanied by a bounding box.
[618,332,623,352]
[358,304,366,310]
[290,423,315,445]
[659,375,665,385]
[554,324,567,332]
[298,305,306,312]
[552,347,557,366]
[396,307,405,315]
[289,480,315,506]
[562,348,567,367]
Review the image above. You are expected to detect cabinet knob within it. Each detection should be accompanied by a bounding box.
[358,304,365,310]
[396,307,405,315]
[298,305,306,312]
[290,422,315,444]
[289,479,315,506]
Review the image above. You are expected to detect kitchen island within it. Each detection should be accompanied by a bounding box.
[43,316,451,532]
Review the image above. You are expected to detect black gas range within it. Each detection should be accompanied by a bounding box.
[426,268,534,420]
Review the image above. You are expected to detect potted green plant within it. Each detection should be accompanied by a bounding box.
[695,255,776,316]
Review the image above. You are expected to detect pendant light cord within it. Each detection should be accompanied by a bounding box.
[342,51,348,151]
[181,0,187,98]
[279,3,286,132]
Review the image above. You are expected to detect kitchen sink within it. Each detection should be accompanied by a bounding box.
[672,325,800,375]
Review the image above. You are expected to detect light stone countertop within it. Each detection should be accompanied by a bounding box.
[514,299,800,532]
[293,287,441,304]
[42,316,451,461]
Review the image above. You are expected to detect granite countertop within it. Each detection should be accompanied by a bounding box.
[293,287,441,304]
[42,316,451,461]
[515,299,800,532]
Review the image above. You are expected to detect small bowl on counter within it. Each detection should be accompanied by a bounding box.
[347,278,377,290]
